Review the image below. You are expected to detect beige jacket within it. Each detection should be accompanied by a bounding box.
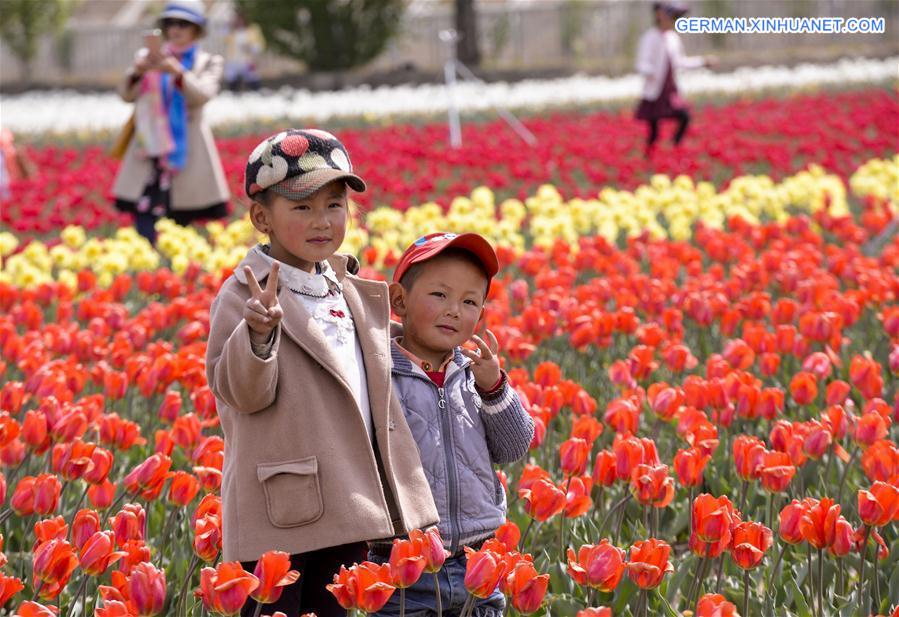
[112,49,230,211]
[206,250,439,562]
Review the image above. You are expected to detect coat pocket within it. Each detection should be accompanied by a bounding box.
[256,457,323,528]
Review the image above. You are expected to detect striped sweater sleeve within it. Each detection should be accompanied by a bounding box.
[478,374,534,465]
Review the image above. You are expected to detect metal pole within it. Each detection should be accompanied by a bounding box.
[440,29,463,148]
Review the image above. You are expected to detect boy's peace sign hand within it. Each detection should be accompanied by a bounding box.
[461,329,502,392]
[243,262,283,341]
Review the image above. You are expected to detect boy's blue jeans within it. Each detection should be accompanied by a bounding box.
[367,552,504,617]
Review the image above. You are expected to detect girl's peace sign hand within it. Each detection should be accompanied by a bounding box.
[243,262,283,341]
[460,329,502,391]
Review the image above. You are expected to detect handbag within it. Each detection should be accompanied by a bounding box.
[109,111,136,159]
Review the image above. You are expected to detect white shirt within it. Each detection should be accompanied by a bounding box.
[253,246,374,443]
[635,27,705,100]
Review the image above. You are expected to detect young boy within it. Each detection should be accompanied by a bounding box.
[371,232,535,616]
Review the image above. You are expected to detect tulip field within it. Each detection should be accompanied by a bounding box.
[0,81,898,617]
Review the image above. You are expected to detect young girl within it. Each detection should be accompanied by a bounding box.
[205,129,438,617]
[634,1,717,157]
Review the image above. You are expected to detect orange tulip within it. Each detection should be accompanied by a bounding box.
[14,602,59,617]
[730,521,772,569]
[388,537,426,588]
[566,540,626,591]
[674,447,711,487]
[250,550,300,605]
[127,561,167,616]
[647,384,682,421]
[849,354,883,400]
[167,471,201,507]
[32,516,68,550]
[592,450,617,487]
[733,435,765,480]
[630,464,674,508]
[520,477,566,522]
[517,464,551,495]
[122,454,171,501]
[327,562,395,612]
[505,562,549,614]
[613,435,659,482]
[493,520,521,553]
[696,593,738,616]
[0,573,24,607]
[757,450,796,493]
[789,371,818,405]
[157,390,182,423]
[31,538,78,600]
[571,415,603,443]
[88,479,117,509]
[464,546,506,598]
[94,600,134,617]
[410,527,449,573]
[117,540,152,576]
[83,447,114,485]
[564,476,593,518]
[858,481,899,527]
[80,531,127,576]
[626,539,673,589]
[50,440,96,482]
[11,474,61,516]
[854,411,890,447]
[825,380,851,406]
[861,440,899,483]
[799,498,841,549]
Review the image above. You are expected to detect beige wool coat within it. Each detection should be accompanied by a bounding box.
[206,250,439,562]
[113,49,230,212]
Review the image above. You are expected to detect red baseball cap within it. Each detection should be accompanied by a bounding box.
[392,232,499,284]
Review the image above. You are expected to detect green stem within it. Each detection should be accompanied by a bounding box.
[857,526,869,616]
[597,493,632,538]
[252,599,263,617]
[817,548,824,617]
[400,586,406,617]
[766,541,786,589]
[806,542,816,617]
[433,572,442,617]
[177,554,201,617]
[835,446,858,506]
[743,568,750,617]
[871,537,880,614]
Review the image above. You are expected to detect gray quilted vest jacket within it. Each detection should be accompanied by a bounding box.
[390,341,534,553]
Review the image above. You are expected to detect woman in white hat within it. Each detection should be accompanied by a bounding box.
[112,0,230,243]
[634,1,717,157]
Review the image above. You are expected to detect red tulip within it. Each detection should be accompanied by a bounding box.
[757,450,796,493]
[493,520,521,553]
[696,593,738,616]
[800,498,841,549]
[505,562,549,614]
[127,561,167,616]
[410,527,449,573]
[31,538,78,599]
[858,481,899,527]
[564,475,594,518]
[0,573,24,607]
[674,447,711,487]
[732,435,765,481]
[14,602,59,617]
[520,477,566,522]
[789,371,818,405]
[71,509,102,551]
[110,504,146,548]
[32,516,68,549]
[691,493,740,558]
[861,440,899,483]
[193,513,222,562]
[167,471,201,507]
[80,531,127,576]
[560,437,591,476]
[576,609,612,617]
[630,463,674,508]
[389,537,426,588]
[778,500,809,545]
[566,540,626,591]
[730,521,773,569]
[626,539,673,589]
[592,450,617,487]
[464,546,506,598]
[250,551,299,605]
[197,562,259,616]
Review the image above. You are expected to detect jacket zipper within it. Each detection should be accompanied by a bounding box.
[436,384,463,554]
